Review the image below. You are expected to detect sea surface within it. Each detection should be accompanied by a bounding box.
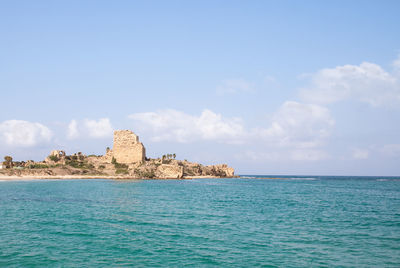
[0,176,400,267]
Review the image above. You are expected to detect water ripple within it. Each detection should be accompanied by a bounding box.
[0,177,399,267]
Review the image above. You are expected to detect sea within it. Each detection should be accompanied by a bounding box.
[0,176,399,267]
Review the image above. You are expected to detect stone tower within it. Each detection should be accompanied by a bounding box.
[111,130,146,164]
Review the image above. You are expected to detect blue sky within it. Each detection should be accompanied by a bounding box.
[1,1,400,175]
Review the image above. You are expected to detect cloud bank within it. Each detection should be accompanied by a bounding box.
[4,57,399,168]
[0,120,52,147]
[129,101,334,157]
[256,101,334,148]
[84,118,113,138]
[300,57,400,107]
[67,120,79,139]
[66,118,113,139]
[129,109,246,143]
[352,148,369,160]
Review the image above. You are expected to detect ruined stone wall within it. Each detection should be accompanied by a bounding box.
[112,130,146,164]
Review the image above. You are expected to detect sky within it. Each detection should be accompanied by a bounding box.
[1,0,400,176]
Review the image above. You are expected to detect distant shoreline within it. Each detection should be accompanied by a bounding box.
[0,175,239,181]
[2,175,398,182]
[0,175,306,181]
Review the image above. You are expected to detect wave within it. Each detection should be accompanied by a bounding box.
[239,176,317,181]
[286,177,317,181]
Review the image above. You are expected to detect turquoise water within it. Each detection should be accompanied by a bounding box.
[0,176,400,267]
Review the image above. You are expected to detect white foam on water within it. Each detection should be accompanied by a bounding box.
[287,177,317,181]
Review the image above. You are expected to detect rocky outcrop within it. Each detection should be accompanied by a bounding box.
[210,164,235,177]
[156,164,184,179]
[44,150,66,165]
[0,129,235,179]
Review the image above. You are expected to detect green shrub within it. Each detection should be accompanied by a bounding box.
[114,162,128,169]
[49,164,62,168]
[134,169,155,178]
[3,156,13,168]
[30,164,49,169]
[48,155,59,162]
[66,160,94,169]
[66,160,81,168]
[111,157,128,169]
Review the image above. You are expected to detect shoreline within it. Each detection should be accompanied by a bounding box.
[0,175,333,181]
[0,175,239,181]
[0,175,307,181]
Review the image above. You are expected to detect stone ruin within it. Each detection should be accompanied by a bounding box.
[0,129,235,178]
[49,150,66,158]
[44,150,66,163]
[105,130,146,164]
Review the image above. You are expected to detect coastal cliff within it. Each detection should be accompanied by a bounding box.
[0,130,235,179]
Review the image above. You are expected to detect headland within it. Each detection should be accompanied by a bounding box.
[0,130,235,180]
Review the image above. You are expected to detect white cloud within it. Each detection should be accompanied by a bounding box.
[256,101,335,148]
[130,102,334,147]
[67,120,79,139]
[238,149,329,162]
[83,118,113,138]
[237,151,282,162]
[380,144,400,157]
[129,102,333,162]
[352,148,369,159]
[290,149,329,161]
[216,78,255,95]
[129,109,246,143]
[300,59,400,107]
[0,120,52,147]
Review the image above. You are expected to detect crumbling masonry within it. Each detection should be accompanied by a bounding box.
[106,130,146,164]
